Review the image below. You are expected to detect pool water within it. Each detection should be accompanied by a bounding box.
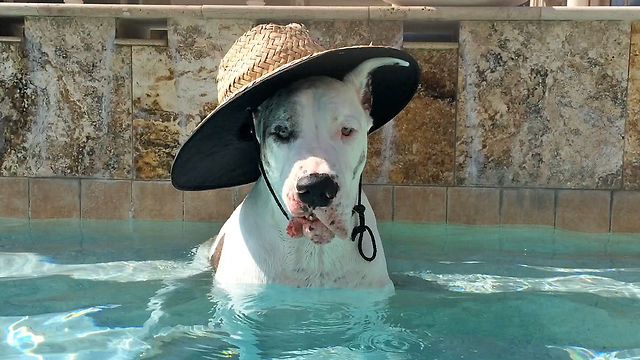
[1,219,640,360]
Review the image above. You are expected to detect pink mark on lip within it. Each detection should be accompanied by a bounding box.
[286,216,334,244]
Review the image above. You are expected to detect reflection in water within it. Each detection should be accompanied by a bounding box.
[548,346,640,360]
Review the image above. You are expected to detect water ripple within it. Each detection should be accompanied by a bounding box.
[347,327,426,354]
[0,252,208,282]
[518,264,640,274]
[406,271,640,299]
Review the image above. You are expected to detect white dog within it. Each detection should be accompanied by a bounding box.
[205,58,410,289]
[172,23,418,290]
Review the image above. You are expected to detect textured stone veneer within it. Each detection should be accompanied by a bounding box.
[1,17,132,178]
[1,14,640,234]
[456,21,629,189]
[364,47,457,186]
[626,22,640,190]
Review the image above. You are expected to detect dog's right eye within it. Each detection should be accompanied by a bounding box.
[271,125,292,141]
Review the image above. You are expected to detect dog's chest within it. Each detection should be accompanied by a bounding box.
[276,240,365,287]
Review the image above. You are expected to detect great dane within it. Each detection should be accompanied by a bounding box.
[203,58,410,289]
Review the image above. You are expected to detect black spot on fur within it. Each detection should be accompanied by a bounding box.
[256,86,300,146]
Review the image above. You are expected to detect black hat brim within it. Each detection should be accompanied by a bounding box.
[171,46,419,191]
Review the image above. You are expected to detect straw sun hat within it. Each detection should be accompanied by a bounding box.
[171,23,420,191]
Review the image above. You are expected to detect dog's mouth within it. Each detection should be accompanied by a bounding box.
[286,209,349,245]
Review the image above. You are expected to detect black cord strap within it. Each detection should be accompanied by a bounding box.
[249,109,290,220]
[258,160,289,220]
[350,179,377,262]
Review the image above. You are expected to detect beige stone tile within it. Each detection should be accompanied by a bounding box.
[0,42,34,177]
[0,178,29,219]
[456,21,629,189]
[556,190,611,233]
[362,185,393,221]
[501,188,555,226]
[167,18,254,136]
[364,48,457,186]
[14,18,132,179]
[306,20,402,49]
[234,182,255,208]
[611,191,640,233]
[132,181,183,220]
[625,22,640,190]
[185,188,234,222]
[447,187,500,225]
[132,46,180,180]
[394,186,446,223]
[81,180,131,220]
[30,178,80,219]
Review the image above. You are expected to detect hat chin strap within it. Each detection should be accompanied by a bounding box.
[249,111,376,262]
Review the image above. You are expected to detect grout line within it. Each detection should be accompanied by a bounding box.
[553,189,558,228]
[129,44,135,183]
[391,185,395,222]
[130,179,134,220]
[129,41,136,221]
[609,190,615,232]
[451,27,461,188]
[27,177,32,221]
[444,185,449,224]
[622,22,634,191]
[79,179,83,220]
[498,188,503,226]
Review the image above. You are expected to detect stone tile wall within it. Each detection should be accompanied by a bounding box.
[1,16,640,234]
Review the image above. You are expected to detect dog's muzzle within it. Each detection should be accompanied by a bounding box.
[296,173,339,208]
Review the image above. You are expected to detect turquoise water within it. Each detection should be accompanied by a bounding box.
[1,219,640,359]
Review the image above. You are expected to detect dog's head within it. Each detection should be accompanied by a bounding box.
[253,58,408,244]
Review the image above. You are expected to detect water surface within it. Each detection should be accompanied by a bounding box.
[1,219,639,359]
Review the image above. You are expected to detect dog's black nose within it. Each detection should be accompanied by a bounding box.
[296,173,339,208]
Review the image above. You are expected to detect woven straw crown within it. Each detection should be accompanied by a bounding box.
[216,23,325,104]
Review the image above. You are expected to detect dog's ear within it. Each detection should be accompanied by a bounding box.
[251,106,262,144]
[343,58,410,116]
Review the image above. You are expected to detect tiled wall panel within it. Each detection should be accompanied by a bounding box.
[364,47,457,186]
[456,21,629,189]
[625,22,640,190]
[2,17,132,179]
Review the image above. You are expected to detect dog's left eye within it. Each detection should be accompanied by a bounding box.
[272,125,291,141]
[341,127,355,137]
